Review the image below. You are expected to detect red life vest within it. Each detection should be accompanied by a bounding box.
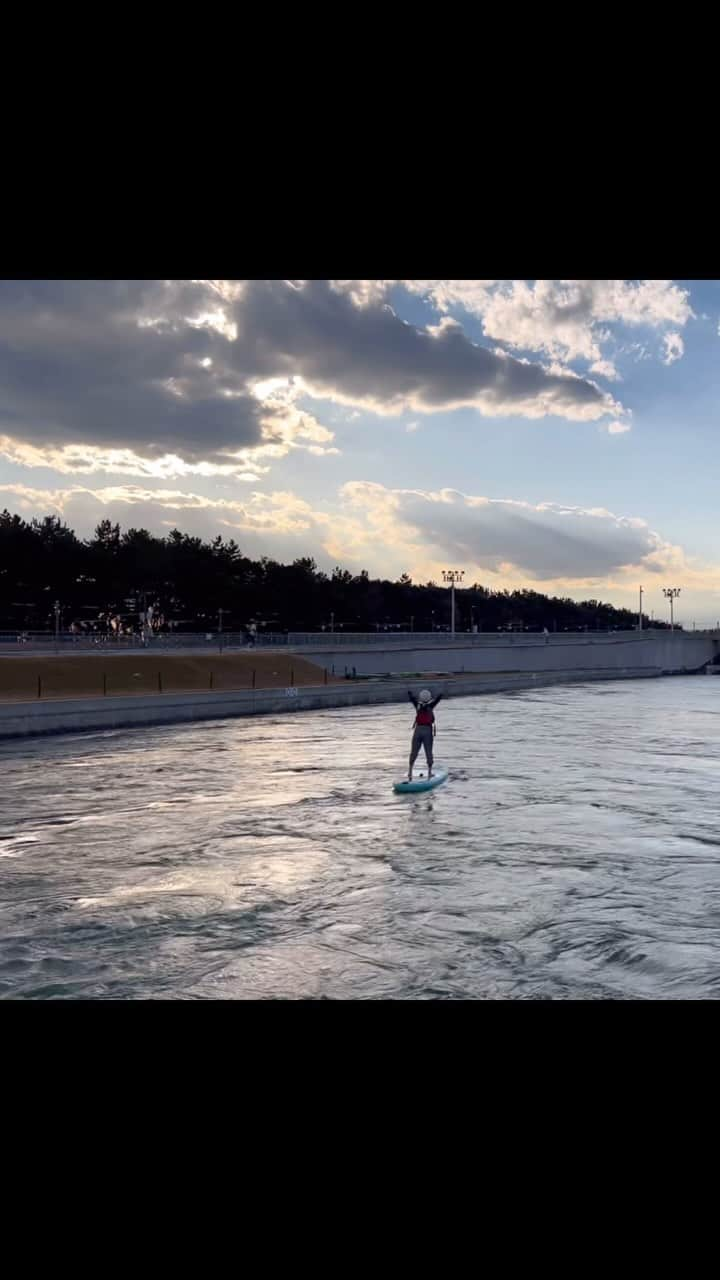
[415,706,434,726]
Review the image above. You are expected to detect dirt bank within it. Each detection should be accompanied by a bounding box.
[0,652,339,702]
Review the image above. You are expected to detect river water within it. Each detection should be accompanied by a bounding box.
[1,676,719,1000]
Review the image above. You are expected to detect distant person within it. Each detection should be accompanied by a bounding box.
[407,688,442,781]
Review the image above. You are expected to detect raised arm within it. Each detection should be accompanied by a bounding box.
[407,690,418,708]
[429,693,443,709]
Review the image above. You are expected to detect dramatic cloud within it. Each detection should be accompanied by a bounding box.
[335,482,672,580]
[229,281,621,422]
[0,477,679,583]
[0,281,262,453]
[0,280,338,476]
[0,281,624,482]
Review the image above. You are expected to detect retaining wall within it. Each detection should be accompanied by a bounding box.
[0,665,666,741]
[293,630,718,678]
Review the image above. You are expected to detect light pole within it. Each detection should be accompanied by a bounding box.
[410,615,414,632]
[54,599,61,649]
[442,569,464,636]
[330,611,334,634]
[663,586,681,631]
[638,586,643,631]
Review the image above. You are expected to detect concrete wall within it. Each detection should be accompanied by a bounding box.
[296,630,719,678]
[0,666,666,741]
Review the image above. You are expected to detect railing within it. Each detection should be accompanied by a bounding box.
[1,627,716,652]
[0,631,287,650]
[284,630,668,647]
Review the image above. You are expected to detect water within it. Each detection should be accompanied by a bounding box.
[1,676,719,999]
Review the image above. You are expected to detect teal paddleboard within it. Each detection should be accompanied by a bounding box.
[393,767,448,794]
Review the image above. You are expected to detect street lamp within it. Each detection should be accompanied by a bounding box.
[442,569,464,635]
[663,586,681,631]
[638,585,643,631]
[54,599,61,648]
[330,611,334,633]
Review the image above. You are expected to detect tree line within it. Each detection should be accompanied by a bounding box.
[0,509,668,634]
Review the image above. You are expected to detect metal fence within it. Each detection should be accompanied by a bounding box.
[1,627,715,653]
[283,630,671,647]
[0,631,286,651]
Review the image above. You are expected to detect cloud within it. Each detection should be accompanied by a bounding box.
[4,479,720,618]
[0,280,338,475]
[0,280,625,480]
[405,421,419,433]
[590,359,619,380]
[400,279,693,370]
[334,482,673,581]
[330,280,398,307]
[662,332,684,365]
[0,478,669,580]
[229,280,622,422]
[0,437,269,480]
[0,280,264,455]
[604,420,631,435]
[0,482,330,544]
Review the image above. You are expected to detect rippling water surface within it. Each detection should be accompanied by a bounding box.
[2,676,719,999]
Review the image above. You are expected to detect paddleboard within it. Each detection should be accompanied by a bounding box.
[393,767,448,794]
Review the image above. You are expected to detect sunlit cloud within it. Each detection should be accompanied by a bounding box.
[400,279,693,371]
[331,482,681,581]
[0,438,267,480]
[0,482,330,536]
[2,478,719,621]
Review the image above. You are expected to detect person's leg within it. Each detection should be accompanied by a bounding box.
[408,729,422,780]
[422,727,434,776]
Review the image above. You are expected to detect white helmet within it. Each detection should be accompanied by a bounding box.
[418,689,432,703]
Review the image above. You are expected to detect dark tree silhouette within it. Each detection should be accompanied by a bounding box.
[0,507,668,634]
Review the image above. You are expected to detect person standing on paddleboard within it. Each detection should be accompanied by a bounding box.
[407,688,442,781]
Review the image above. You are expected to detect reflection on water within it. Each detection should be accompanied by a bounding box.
[1,676,719,999]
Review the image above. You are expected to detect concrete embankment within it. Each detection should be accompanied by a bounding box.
[289,629,719,678]
[0,665,667,741]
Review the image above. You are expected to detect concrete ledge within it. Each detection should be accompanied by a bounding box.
[0,666,667,741]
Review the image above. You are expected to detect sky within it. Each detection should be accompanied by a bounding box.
[0,278,718,627]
